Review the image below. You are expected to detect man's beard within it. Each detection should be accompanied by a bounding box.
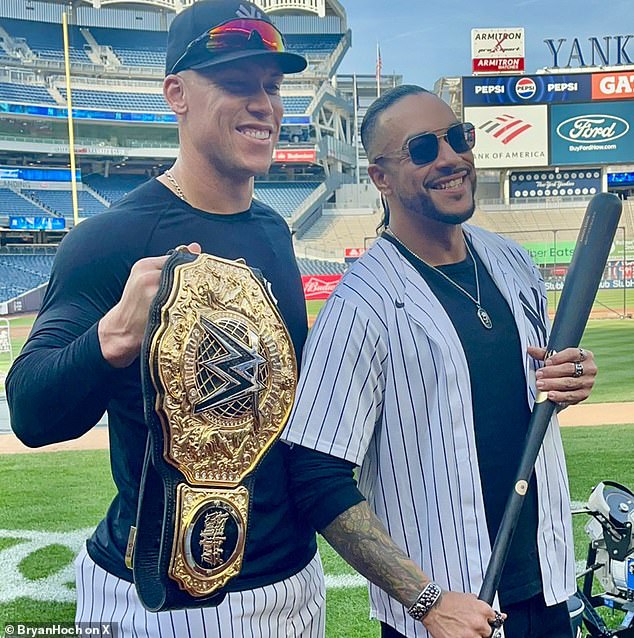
[397,190,476,226]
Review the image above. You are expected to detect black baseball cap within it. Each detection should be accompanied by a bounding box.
[165,0,307,76]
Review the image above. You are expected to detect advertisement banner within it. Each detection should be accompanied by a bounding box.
[545,278,634,291]
[9,216,66,230]
[521,240,577,265]
[464,105,548,168]
[462,74,592,106]
[344,247,365,263]
[274,148,317,163]
[471,28,525,73]
[592,71,634,100]
[550,101,634,165]
[509,169,601,199]
[302,274,342,300]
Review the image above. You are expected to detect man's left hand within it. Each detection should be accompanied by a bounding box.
[528,346,597,407]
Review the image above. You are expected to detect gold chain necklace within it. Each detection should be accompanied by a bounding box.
[384,228,493,329]
[164,168,187,202]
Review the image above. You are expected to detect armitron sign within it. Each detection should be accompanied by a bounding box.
[472,28,525,74]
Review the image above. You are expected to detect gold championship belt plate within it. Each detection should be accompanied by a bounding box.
[133,248,296,611]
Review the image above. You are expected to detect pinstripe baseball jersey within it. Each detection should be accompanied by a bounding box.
[283,226,575,638]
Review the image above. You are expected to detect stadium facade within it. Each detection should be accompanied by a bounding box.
[0,3,632,315]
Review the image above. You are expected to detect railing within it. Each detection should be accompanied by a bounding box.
[0,245,57,255]
[478,196,594,211]
[50,74,163,91]
[0,55,164,79]
[258,0,325,17]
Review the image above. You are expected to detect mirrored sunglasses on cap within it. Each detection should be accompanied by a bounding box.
[170,18,287,75]
[373,122,476,166]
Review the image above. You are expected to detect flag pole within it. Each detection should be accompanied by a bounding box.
[376,42,382,98]
[62,10,80,227]
[353,73,360,186]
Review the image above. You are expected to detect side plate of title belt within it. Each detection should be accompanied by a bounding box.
[132,248,296,612]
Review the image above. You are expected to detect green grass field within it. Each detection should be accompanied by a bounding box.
[1,425,634,635]
[0,298,632,634]
[1,307,634,400]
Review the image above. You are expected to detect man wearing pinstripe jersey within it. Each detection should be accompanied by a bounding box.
[283,85,598,638]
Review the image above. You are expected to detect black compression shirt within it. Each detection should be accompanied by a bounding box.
[7,178,317,589]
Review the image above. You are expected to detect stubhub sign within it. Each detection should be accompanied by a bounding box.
[463,74,592,106]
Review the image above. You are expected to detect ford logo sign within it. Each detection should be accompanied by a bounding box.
[556,115,629,142]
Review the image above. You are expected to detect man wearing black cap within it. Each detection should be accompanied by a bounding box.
[7,1,326,635]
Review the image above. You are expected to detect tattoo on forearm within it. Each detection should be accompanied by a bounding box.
[321,501,428,608]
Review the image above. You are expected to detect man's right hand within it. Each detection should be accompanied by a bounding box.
[423,590,505,638]
[98,243,201,368]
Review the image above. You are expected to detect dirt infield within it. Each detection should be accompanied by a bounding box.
[1,403,632,455]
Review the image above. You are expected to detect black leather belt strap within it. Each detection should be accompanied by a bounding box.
[132,248,296,612]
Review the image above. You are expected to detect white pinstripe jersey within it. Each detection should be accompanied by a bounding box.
[283,225,575,638]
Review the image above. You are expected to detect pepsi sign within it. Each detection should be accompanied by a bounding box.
[515,77,537,99]
[462,74,592,106]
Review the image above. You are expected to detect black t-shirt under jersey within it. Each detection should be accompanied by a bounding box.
[7,178,317,589]
[383,232,542,606]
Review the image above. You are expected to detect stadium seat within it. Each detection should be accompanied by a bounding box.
[0,82,55,105]
[297,257,346,275]
[0,254,54,302]
[24,189,108,219]
[88,26,167,68]
[254,182,321,218]
[0,17,90,63]
[0,188,50,216]
[84,174,149,205]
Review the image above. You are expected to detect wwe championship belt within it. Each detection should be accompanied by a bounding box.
[133,248,297,612]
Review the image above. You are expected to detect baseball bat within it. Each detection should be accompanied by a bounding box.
[478,192,623,605]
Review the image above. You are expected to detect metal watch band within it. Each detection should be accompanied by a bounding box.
[407,581,443,621]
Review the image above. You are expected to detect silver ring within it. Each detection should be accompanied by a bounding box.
[489,610,505,636]
[573,361,584,378]
[578,348,586,361]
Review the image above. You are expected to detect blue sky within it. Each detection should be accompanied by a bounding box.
[337,0,632,87]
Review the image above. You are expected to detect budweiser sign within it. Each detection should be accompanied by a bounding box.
[301,274,342,300]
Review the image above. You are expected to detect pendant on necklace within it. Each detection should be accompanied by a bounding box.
[477,306,493,329]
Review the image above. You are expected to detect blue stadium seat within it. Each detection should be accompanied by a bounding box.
[58,88,168,112]
[84,174,149,205]
[297,258,346,275]
[0,254,54,302]
[0,82,55,105]
[89,26,166,67]
[0,17,91,63]
[57,88,303,115]
[24,189,108,219]
[254,182,321,218]
[0,188,48,216]
[285,34,343,56]
[282,96,312,114]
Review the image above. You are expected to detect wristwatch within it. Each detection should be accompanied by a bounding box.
[407,581,443,621]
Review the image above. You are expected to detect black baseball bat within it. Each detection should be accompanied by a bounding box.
[478,192,623,605]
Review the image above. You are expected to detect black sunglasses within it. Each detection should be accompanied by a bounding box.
[373,122,476,166]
